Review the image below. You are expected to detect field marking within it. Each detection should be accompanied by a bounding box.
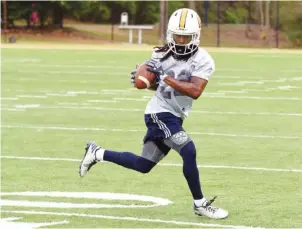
[1,210,263,229]
[8,70,124,76]
[3,104,302,117]
[17,95,48,99]
[113,97,149,102]
[4,67,302,81]
[6,62,302,73]
[0,217,69,229]
[1,192,172,209]
[15,104,40,109]
[87,100,120,103]
[2,124,302,140]
[1,58,41,63]
[3,63,130,69]
[3,124,302,140]
[5,75,302,89]
[218,78,302,87]
[203,95,302,101]
[1,156,301,173]
[0,108,25,111]
[3,87,302,101]
[217,68,302,73]
[0,97,18,100]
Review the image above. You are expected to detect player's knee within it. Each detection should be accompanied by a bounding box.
[136,157,156,174]
[180,141,196,161]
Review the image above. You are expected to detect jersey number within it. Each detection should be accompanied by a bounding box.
[159,85,172,99]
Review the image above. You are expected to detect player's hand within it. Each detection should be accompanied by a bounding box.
[130,64,138,86]
[146,59,166,81]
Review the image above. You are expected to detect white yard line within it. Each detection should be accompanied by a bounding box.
[87,100,120,103]
[113,97,149,102]
[15,78,115,84]
[0,108,25,111]
[1,210,263,229]
[6,76,302,87]
[15,104,40,109]
[192,110,302,117]
[217,68,302,73]
[11,70,124,76]
[1,155,301,173]
[203,95,302,100]
[3,63,130,69]
[17,95,48,99]
[0,97,19,100]
[218,78,302,86]
[8,62,301,73]
[2,124,302,140]
[3,88,302,101]
[4,104,302,117]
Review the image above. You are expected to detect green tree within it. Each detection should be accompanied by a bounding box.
[279,1,302,47]
[2,1,32,28]
[134,1,159,24]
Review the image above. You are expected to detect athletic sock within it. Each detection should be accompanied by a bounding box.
[194,197,206,207]
[95,148,105,161]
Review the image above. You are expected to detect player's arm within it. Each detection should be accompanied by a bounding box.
[164,76,208,100]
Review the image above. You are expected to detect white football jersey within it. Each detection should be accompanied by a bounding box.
[144,47,215,119]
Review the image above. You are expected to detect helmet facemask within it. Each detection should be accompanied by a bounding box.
[167,31,200,56]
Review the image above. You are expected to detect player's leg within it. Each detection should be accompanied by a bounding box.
[164,132,228,219]
[79,113,170,177]
[163,132,203,200]
[103,140,169,173]
[79,140,170,177]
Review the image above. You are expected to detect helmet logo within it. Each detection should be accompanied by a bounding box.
[179,9,188,30]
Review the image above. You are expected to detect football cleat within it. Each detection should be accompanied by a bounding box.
[79,141,101,177]
[194,196,228,219]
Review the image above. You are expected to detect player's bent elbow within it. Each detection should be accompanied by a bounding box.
[191,91,202,100]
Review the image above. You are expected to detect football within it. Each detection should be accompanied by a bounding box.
[134,64,157,89]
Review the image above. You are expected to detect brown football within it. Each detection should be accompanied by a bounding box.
[134,64,157,89]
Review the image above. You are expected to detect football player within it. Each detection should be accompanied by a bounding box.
[79,8,228,219]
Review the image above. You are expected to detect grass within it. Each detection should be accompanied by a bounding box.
[1,46,302,228]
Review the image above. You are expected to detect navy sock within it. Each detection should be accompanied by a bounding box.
[180,142,203,200]
[104,150,156,174]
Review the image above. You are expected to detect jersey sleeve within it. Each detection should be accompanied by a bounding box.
[151,49,165,60]
[191,50,215,81]
[143,49,165,65]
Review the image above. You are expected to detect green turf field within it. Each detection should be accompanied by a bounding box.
[1,47,302,228]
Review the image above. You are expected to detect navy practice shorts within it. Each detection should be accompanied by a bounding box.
[143,112,184,143]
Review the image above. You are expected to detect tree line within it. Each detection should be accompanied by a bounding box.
[1,1,302,47]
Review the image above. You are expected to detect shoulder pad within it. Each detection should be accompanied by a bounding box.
[191,48,215,69]
[151,49,167,60]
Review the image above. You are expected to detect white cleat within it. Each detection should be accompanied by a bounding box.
[79,141,101,177]
[194,196,228,219]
